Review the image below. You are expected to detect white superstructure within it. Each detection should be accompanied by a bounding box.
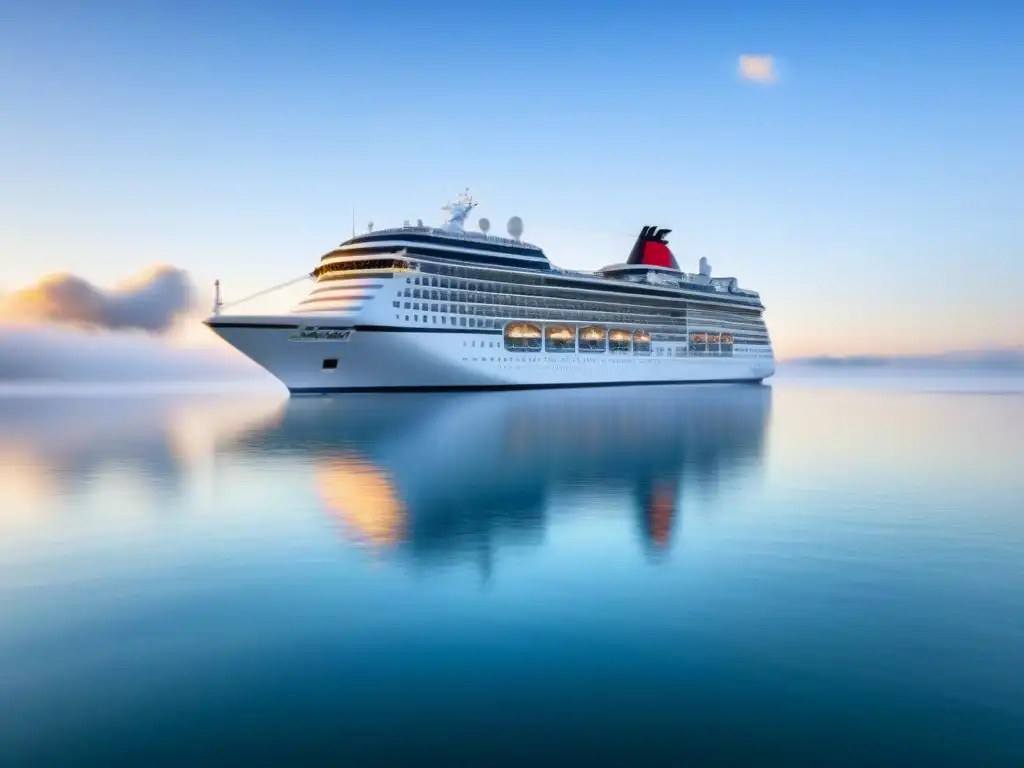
[205,191,775,392]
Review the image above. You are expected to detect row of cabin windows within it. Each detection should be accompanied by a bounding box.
[403,272,763,318]
[402,284,760,324]
[498,324,749,357]
[315,258,409,278]
[313,256,760,315]
[393,300,770,342]
[457,338,759,358]
[409,261,760,298]
[397,292,768,335]
[493,327,745,358]
[395,308,771,343]
[402,313,496,327]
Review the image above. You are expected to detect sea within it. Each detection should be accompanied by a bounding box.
[1,369,1022,765]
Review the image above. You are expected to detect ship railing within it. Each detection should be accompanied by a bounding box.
[356,225,541,250]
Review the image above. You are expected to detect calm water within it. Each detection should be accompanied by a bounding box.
[1,373,1022,765]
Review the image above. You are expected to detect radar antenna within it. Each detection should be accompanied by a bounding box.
[441,188,477,233]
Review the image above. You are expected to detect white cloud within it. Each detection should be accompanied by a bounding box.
[738,54,778,84]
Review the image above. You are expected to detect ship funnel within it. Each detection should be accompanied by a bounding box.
[626,226,680,270]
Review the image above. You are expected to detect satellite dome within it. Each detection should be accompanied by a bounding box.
[478,217,491,233]
[507,216,524,240]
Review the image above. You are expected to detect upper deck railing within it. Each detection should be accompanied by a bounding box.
[346,224,542,251]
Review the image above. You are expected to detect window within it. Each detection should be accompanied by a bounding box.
[504,322,542,352]
[721,333,734,357]
[706,333,722,357]
[579,326,606,353]
[608,328,631,353]
[545,324,575,352]
[633,330,651,355]
[322,358,338,370]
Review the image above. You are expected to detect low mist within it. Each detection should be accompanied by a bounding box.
[0,324,272,384]
[0,324,277,385]
[0,265,193,334]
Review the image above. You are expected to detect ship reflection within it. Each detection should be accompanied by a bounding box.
[237,384,772,569]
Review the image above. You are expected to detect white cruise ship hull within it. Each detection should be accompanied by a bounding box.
[207,317,775,393]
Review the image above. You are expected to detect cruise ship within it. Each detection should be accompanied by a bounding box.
[205,191,775,392]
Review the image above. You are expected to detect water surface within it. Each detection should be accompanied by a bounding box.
[1,374,1022,764]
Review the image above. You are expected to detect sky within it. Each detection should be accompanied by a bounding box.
[1,0,1022,358]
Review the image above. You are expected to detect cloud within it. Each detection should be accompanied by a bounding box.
[738,54,778,84]
[0,264,194,334]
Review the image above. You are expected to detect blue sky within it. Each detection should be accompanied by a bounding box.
[1,0,1021,357]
